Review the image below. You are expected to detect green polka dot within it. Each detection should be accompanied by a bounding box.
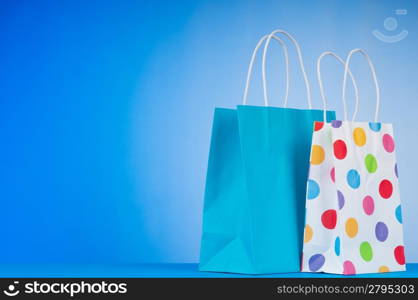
[365,154,378,173]
[360,242,373,262]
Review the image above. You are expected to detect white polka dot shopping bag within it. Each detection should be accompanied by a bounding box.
[302,49,406,275]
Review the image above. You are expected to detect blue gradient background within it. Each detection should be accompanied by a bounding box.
[0,0,417,264]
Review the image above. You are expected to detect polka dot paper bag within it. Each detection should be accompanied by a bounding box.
[302,49,405,275]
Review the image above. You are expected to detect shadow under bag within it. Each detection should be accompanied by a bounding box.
[199,30,336,274]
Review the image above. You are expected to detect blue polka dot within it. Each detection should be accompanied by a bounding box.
[396,205,402,224]
[369,122,381,132]
[337,190,345,210]
[375,222,389,242]
[331,120,342,128]
[309,254,325,272]
[335,237,341,256]
[347,169,361,189]
[307,179,320,200]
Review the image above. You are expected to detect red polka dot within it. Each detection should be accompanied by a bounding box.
[321,209,337,229]
[314,121,324,131]
[394,245,405,265]
[333,140,347,160]
[379,180,393,199]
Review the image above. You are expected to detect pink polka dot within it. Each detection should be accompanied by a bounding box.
[343,260,356,275]
[330,167,335,183]
[383,134,395,153]
[300,253,304,271]
[363,196,375,215]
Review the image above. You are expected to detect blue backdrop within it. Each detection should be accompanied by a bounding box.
[0,0,417,263]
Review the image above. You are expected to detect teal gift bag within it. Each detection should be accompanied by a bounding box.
[199,30,336,274]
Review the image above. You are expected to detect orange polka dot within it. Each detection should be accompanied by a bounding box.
[311,145,325,165]
[379,266,389,273]
[304,225,313,243]
[345,218,358,238]
[353,127,366,146]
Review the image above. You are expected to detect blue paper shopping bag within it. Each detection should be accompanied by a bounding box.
[199,30,336,274]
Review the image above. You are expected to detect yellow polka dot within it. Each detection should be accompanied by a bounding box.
[311,145,325,165]
[345,217,358,238]
[353,127,366,146]
[304,225,313,243]
[379,266,390,273]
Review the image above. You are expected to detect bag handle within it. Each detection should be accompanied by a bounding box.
[242,34,289,106]
[262,29,312,108]
[318,51,359,122]
[342,49,380,122]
